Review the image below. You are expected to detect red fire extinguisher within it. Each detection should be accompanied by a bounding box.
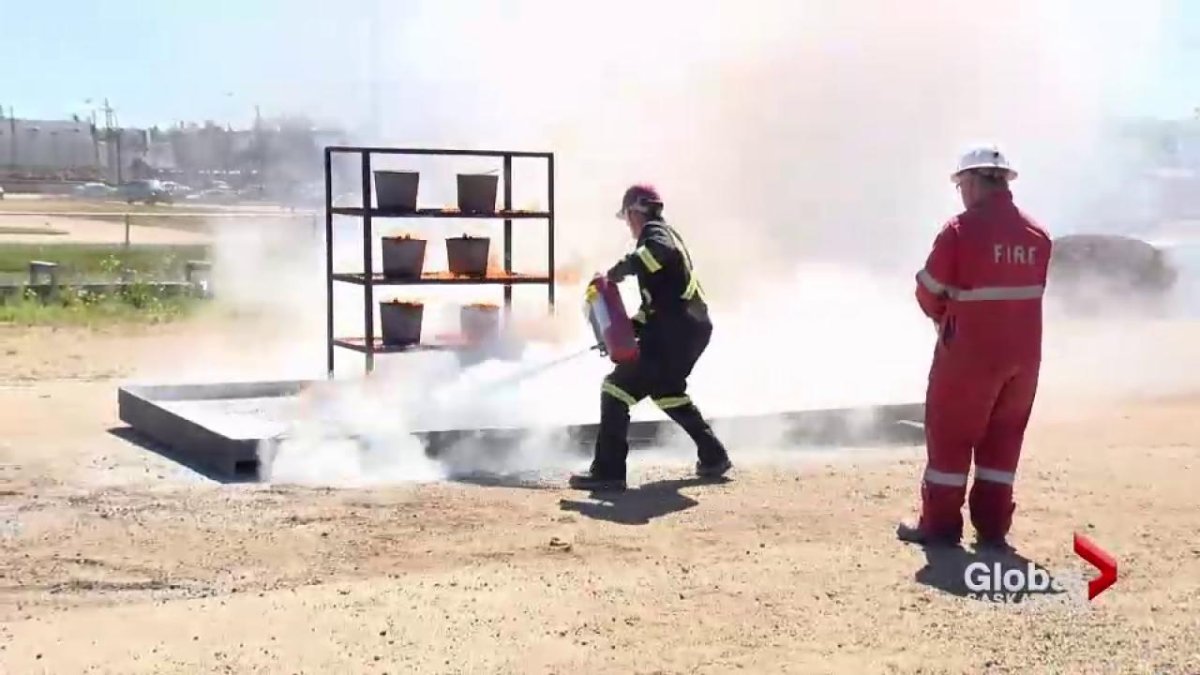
[584,274,639,364]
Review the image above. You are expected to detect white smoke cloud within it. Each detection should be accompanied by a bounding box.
[209,0,1181,485]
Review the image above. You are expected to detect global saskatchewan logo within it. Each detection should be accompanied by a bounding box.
[1073,533,1118,601]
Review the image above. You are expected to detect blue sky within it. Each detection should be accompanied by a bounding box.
[2,0,368,127]
[3,0,1198,129]
[1141,0,1200,117]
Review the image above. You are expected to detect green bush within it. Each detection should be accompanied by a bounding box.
[0,283,200,326]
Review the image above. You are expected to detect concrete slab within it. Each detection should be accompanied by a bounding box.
[117,380,926,481]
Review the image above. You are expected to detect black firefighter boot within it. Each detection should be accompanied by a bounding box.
[569,395,630,492]
[665,402,732,478]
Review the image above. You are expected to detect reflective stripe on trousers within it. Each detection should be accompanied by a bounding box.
[975,466,1016,485]
[924,468,968,487]
[917,268,1044,302]
[653,395,692,410]
[602,380,638,407]
[925,466,1015,487]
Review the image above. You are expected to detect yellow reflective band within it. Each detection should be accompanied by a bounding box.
[632,309,647,323]
[636,246,663,273]
[665,225,704,301]
[653,395,692,410]
[664,225,694,271]
[584,284,599,303]
[682,277,699,300]
[602,381,638,407]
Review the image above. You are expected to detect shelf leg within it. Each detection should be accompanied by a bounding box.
[503,154,513,316]
[547,153,556,312]
[362,151,375,375]
[325,148,335,379]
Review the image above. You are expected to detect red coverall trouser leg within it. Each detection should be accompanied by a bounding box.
[920,348,1040,542]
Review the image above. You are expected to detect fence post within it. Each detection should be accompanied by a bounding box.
[124,213,131,248]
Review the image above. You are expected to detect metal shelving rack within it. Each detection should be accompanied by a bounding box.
[323,146,556,376]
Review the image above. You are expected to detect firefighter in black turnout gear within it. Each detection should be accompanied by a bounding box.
[569,184,733,492]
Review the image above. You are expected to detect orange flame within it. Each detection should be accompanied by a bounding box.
[554,259,587,286]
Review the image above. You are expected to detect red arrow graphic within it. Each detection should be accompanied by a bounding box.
[1074,533,1118,601]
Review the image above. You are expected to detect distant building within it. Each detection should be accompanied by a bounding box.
[0,112,344,188]
[0,118,100,170]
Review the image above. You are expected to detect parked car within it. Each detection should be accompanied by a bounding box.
[72,182,116,200]
[185,187,237,204]
[119,179,172,205]
[0,185,5,200]
[159,181,192,198]
[1048,233,1179,314]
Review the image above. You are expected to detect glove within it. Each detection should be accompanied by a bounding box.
[605,257,635,283]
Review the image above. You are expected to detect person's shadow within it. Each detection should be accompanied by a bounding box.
[912,540,1068,603]
[558,477,731,525]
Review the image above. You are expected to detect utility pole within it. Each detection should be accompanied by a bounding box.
[253,104,265,184]
[100,98,123,184]
[91,109,100,171]
[7,106,15,170]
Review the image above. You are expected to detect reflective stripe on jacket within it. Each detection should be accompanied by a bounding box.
[607,220,707,325]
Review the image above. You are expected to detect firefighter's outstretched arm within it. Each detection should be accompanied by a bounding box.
[915,223,959,323]
[604,254,638,283]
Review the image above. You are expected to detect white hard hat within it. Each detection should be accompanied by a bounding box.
[952,144,1018,182]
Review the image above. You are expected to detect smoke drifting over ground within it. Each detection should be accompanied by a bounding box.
[219,1,1186,485]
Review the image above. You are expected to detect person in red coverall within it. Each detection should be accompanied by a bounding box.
[898,144,1052,548]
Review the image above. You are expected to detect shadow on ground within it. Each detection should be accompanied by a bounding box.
[558,477,731,525]
[444,470,561,491]
[107,427,257,485]
[912,541,1067,603]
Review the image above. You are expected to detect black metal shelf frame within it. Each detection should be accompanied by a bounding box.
[323,145,556,376]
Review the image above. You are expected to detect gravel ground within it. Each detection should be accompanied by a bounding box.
[0,320,1198,674]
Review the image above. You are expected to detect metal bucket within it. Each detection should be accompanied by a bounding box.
[446,236,490,277]
[374,171,420,212]
[379,301,423,345]
[456,173,498,214]
[381,236,426,279]
[461,303,501,343]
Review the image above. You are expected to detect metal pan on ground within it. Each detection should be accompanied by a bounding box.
[116,380,925,482]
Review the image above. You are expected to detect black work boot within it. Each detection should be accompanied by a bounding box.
[571,395,631,491]
[665,403,731,477]
[567,470,627,492]
[695,458,733,478]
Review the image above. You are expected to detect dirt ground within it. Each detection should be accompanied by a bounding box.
[1,317,1198,674]
[0,215,212,246]
[0,195,311,245]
